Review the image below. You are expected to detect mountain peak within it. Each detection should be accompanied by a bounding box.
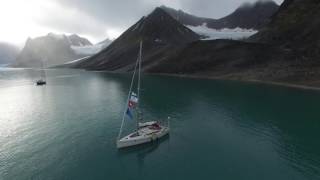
[126,6,199,45]
[69,34,80,38]
[15,33,93,68]
[149,7,168,16]
[47,32,66,39]
[72,7,200,71]
[67,34,92,46]
[144,7,179,25]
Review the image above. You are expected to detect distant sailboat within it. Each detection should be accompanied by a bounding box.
[36,59,46,86]
[117,41,170,149]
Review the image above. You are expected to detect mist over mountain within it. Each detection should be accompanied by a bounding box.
[0,43,20,66]
[161,0,279,29]
[13,33,111,68]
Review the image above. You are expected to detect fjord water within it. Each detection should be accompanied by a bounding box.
[0,68,320,180]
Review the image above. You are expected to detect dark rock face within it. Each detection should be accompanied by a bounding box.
[161,1,279,29]
[146,40,294,81]
[247,0,320,84]
[74,7,200,71]
[70,0,320,86]
[252,0,320,52]
[14,33,92,67]
[0,43,19,65]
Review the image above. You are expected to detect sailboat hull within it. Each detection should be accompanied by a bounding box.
[117,125,169,149]
[36,80,46,86]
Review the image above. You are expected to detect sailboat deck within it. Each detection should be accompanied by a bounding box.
[117,123,169,148]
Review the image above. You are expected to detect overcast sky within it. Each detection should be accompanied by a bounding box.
[0,0,283,46]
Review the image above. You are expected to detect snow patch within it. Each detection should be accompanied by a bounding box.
[154,38,162,43]
[187,24,258,40]
[64,56,90,64]
[71,40,111,55]
[71,44,103,55]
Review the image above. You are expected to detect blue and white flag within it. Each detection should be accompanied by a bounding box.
[130,92,138,103]
[126,108,133,120]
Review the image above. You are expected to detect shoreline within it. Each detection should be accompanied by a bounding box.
[78,69,320,91]
[6,67,320,91]
[144,72,320,91]
[83,68,320,91]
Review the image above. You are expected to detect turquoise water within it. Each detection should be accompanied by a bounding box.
[0,68,320,180]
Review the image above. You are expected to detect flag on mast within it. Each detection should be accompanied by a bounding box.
[128,92,138,108]
[126,108,133,120]
[126,92,138,120]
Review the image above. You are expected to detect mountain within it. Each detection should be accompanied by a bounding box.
[14,33,94,67]
[147,0,320,86]
[161,1,279,30]
[0,43,20,65]
[65,0,320,87]
[72,7,200,71]
[67,34,92,46]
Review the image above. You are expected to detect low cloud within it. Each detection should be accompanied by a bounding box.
[0,0,284,45]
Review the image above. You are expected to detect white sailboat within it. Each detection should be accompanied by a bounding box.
[116,41,170,149]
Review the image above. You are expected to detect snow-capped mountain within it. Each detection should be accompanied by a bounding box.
[67,34,92,46]
[71,38,112,56]
[14,33,108,68]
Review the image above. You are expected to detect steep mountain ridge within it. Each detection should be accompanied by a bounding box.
[14,33,93,67]
[73,7,200,71]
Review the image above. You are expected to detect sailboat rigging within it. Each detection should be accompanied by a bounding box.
[116,41,170,149]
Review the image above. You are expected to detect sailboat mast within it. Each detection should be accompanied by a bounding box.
[137,41,142,104]
[118,41,143,139]
[41,59,46,81]
[118,55,140,140]
[136,41,143,129]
